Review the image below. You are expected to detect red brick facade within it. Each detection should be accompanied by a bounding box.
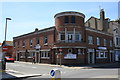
[13,11,115,65]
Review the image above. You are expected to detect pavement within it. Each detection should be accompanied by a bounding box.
[1,61,120,80]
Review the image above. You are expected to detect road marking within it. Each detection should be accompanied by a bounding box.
[32,67,37,68]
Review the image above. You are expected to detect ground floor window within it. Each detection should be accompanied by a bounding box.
[27,52,34,58]
[41,51,50,58]
[96,50,108,58]
[20,52,25,58]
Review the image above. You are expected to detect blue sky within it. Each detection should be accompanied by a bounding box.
[0,2,119,42]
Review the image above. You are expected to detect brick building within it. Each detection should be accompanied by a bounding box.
[13,9,115,65]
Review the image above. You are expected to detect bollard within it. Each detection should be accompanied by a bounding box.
[50,69,61,80]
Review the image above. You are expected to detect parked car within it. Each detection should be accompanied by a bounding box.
[5,56,14,62]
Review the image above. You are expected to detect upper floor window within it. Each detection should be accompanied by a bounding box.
[88,36,93,44]
[60,33,65,40]
[17,41,20,47]
[116,37,120,46]
[75,33,81,41]
[71,16,75,23]
[103,39,106,46]
[29,39,32,47]
[13,42,16,48]
[109,40,112,47]
[36,37,40,44]
[97,37,100,46]
[44,36,48,44]
[22,40,25,47]
[64,16,69,23]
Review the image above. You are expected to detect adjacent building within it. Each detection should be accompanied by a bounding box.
[110,19,120,61]
[2,41,13,57]
[13,9,115,65]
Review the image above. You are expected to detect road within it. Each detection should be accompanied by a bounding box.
[6,62,120,80]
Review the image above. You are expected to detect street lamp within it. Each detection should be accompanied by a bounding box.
[5,18,12,42]
[2,18,11,70]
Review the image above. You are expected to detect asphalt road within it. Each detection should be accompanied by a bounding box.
[6,62,120,80]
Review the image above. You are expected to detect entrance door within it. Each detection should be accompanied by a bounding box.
[35,52,39,63]
[88,52,94,64]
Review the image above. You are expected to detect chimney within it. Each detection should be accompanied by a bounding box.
[100,9,105,31]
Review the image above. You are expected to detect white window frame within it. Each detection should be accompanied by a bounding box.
[60,33,65,41]
[103,39,106,46]
[110,40,112,47]
[96,50,107,59]
[78,49,82,54]
[97,37,100,46]
[41,51,49,59]
[75,33,81,41]
[88,36,93,44]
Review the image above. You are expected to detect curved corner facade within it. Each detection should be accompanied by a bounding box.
[13,11,115,65]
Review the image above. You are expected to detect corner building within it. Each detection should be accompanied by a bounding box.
[13,11,115,65]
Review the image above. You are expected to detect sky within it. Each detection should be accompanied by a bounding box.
[0,1,119,43]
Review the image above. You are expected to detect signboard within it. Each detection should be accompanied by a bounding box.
[98,47,107,50]
[64,54,76,59]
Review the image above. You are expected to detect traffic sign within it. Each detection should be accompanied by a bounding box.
[50,70,55,77]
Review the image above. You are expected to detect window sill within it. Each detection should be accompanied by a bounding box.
[41,57,50,59]
[96,57,107,59]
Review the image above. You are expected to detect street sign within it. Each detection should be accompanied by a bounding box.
[50,69,61,80]
[50,70,55,77]
[2,46,8,52]
[59,48,62,52]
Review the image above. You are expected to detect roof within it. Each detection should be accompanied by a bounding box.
[13,26,55,39]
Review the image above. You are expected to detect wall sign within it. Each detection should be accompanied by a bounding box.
[98,47,107,50]
[64,54,76,59]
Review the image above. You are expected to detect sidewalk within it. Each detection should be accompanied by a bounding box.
[2,61,119,79]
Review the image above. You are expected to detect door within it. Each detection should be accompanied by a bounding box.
[88,52,94,64]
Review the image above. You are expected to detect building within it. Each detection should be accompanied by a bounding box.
[2,41,13,57]
[13,10,115,65]
[110,19,120,61]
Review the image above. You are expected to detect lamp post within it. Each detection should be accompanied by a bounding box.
[2,18,11,70]
[5,18,11,42]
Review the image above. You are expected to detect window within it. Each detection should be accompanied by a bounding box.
[116,37,120,46]
[13,42,16,48]
[110,40,112,47]
[64,16,69,23]
[22,40,25,47]
[78,49,81,54]
[36,37,39,44]
[96,51,107,58]
[68,34,73,41]
[88,36,93,44]
[60,33,65,40]
[29,39,32,47]
[18,41,20,47]
[71,16,75,23]
[97,37,100,45]
[41,51,49,58]
[44,36,48,44]
[103,39,106,46]
[75,33,81,41]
